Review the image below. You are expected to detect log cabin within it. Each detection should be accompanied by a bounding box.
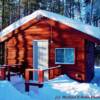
[0,10,100,82]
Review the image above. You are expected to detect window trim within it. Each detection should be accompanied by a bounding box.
[55,48,75,64]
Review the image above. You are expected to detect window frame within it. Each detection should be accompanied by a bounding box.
[55,48,75,64]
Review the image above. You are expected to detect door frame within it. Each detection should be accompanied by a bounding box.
[33,40,49,80]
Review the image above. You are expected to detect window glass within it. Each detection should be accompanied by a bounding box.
[55,48,75,64]
[56,49,64,63]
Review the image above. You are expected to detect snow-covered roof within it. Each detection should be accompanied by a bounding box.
[0,10,100,41]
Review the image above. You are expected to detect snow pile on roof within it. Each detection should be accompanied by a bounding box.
[0,81,33,100]
[0,10,100,40]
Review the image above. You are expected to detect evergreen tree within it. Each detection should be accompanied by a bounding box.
[0,0,2,30]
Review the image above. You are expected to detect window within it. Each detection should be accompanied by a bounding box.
[55,48,75,64]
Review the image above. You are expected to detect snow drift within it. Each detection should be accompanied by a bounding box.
[0,67,100,100]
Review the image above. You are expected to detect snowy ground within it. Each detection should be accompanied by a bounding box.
[0,67,100,100]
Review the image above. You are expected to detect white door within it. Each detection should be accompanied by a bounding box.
[33,40,49,81]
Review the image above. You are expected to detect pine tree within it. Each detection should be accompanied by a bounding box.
[0,0,2,30]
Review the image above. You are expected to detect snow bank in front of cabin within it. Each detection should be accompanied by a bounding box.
[29,78,100,100]
[1,67,100,100]
[28,67,100,100]
[51,77,100,96]
[0,81,33,100]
